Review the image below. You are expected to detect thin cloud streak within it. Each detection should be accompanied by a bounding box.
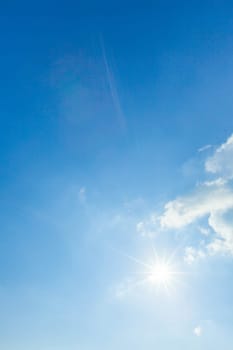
[100,36,126,131]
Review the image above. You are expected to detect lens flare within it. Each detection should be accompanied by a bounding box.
[115,246,184,295]
[148,262,173,284]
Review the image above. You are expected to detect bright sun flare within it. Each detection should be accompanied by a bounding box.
[147,262,174,286]
[120,248,182,294]
[140,254,181,292]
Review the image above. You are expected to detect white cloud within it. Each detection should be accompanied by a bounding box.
[207,211,233,254]
[203,177,226,187]
[184,246,206,264]
[198,226,210,236]
[136,214,158,237]
[193,325,203,336]
[133,134,233,261]
[160,181,233,256]
[160,184,233,230]
[144,133,233,260]
[205,134,233,179]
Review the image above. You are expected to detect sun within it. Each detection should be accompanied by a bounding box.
[118,247,183,294]
[147,261,175,286]
[138,253,181,292]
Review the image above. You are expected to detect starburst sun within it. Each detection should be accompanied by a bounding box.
[146,261,176,288]
[117,246,184,296]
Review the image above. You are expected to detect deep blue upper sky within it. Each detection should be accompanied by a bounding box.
[1,2,233,349]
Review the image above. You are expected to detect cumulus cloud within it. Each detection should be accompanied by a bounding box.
[137,133,233,261]
[159,180,233,257]
[207,211,233,254]
[158,133,233,258]
[160,183,233,231]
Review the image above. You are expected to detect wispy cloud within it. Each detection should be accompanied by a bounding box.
[49,51,126,152]
[78,186,87,204]
[100,37,126,131]
[198,144,212,152]
[205,134,233,179]
[136,214,158,237]
[193,325,203,336]
[184,246,206,264]
[198,226,210,236]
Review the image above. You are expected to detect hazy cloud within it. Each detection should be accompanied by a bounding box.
[193,325,203,336]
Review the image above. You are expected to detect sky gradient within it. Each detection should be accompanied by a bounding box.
[1,2,233,349]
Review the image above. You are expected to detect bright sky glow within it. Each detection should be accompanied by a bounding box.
[147,261,175,286]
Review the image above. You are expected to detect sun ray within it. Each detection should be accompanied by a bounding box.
[110,246,152,269]
[120,249,184,293]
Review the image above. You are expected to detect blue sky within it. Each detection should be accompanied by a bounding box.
[1,2,233,349]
